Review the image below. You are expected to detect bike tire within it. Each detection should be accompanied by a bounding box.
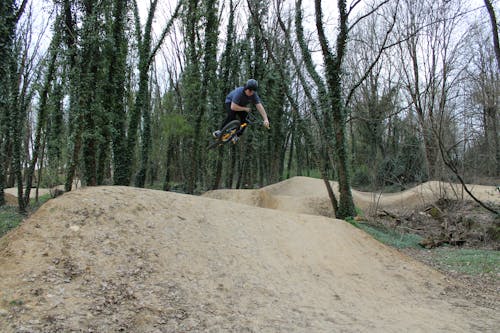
[219,120,241,143]
[207,120,241,150]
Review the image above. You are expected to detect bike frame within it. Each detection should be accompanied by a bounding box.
[208,112,259,149]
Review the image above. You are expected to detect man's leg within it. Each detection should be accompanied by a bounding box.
[236,111,248,136]
[220,102,236,129]
[214,103,236,138]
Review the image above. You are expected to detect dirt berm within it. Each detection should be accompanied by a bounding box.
[0,178,499,332]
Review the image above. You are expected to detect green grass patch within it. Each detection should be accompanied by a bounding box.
[432,248,500,275]
[0,194,52,237]
[30,194,52,209]
[356,222,423,249]
[351,220,499,276]
[0,205,24,237]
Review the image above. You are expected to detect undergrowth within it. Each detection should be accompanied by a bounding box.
[0,206,23,237]
[0,194,51,237]
[357,223,423,249]
[350,219,499,277]
[431,248,500,275]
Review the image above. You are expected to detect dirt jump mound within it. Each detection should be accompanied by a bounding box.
[0,184,498,332]
[203,177,337,217]
[205,176,500,216]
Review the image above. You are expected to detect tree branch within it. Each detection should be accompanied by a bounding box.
[15,0,28,23]
[348,0,391,34]
[148,1,182,68]
[346,0,399,107]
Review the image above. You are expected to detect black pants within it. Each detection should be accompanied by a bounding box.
[220,102,248,136]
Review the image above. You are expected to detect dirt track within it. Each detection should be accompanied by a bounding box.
[0,178,499,332]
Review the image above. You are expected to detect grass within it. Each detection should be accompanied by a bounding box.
[0,194,52,238]
[431,248,500,275]
[356,222,423,249]
[349,219,499,277]
[0,206,24,237]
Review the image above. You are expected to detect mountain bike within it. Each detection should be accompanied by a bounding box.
[208,112,259,149]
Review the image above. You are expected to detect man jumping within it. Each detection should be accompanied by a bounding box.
[213,79,270,143]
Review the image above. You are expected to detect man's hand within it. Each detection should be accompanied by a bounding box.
[263,120,270,129]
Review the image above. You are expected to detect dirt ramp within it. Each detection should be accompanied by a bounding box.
[203,188,334,217]
[261,177,499,214]
[202,188,278,210]
[262,176,337,197]
[3,193,18,206]
[270,195,335,217]
[354,181,500,214]
[0,186,498,332]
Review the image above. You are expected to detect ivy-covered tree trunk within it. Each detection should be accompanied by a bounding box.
[23,24,61,205]
[133,0,180,188]
[294,0,340,214]
[46,81,64,184]
[63,0,82,192]
[212,0,237,190]
[133,59,152,187]
[0,1,18,206]
[315,0,355,218]
[183,0,201,193]
[192,0,219,191]
[107,0,129,185]
[1,0,27,209]
[81,24,99,187]
[10,57,24,211]
[132,3,154,188]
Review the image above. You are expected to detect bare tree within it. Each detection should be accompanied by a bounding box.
[465,23,500,179]
[397,0,469,180]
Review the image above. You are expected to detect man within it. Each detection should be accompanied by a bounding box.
[213,79,270,143]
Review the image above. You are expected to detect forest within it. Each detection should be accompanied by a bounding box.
[0,0,499,218]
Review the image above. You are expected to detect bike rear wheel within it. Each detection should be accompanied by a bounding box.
[207,120,241,149]
[219,120,241,142]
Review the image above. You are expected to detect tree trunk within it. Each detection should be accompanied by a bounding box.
[134,0,180,187]
[484,0,500,72]
[0,1,17,206]
[483,0,500,177]
[315,0,355,218]
[63,0,81,192]
[108,0,129,186]
[23,27,61,205]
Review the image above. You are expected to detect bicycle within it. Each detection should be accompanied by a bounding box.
[207,111,260,149]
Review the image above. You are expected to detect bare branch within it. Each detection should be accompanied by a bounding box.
[348,0,391,33]
[347,0,362,17]
[148,1,182,68]
[346,0,399,106]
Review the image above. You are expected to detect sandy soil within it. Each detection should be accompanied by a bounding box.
[0,177,498,332]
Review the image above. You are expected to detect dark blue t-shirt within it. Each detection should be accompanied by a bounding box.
[225,86,262,106]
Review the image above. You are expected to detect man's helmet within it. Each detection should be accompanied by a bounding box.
[244,79,258,91]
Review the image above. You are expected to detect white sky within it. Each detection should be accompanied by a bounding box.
[24,0,497,84]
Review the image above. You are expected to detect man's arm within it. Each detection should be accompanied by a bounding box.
[255,103,270,128]
[231,102,250,112]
